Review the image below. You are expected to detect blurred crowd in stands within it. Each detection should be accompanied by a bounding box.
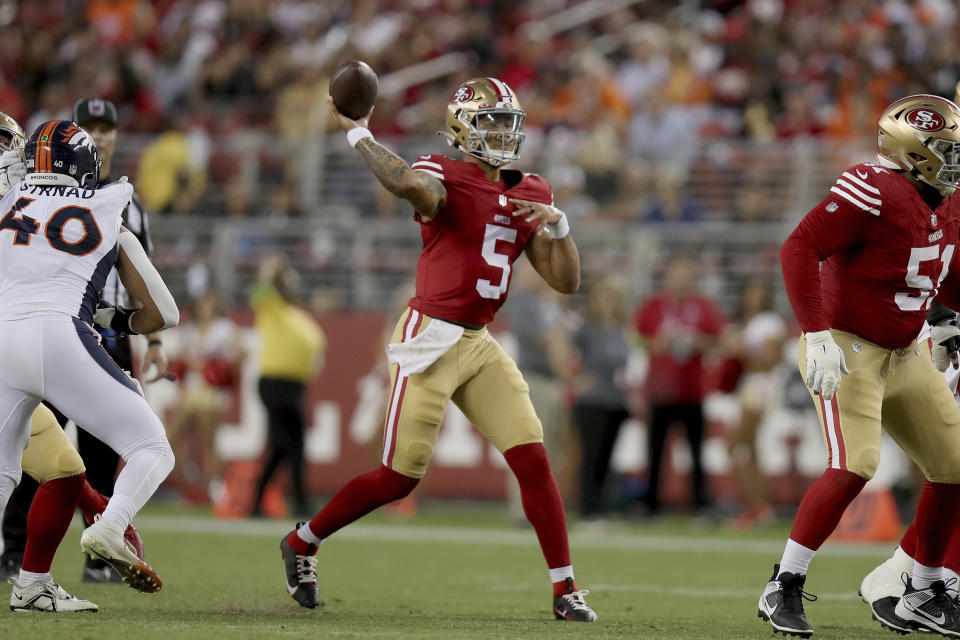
[3,0,959,219]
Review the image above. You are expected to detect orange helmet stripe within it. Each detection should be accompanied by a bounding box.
[36,121,57,172]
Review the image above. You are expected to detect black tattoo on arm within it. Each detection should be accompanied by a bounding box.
[356,138,446,216]
[356,138,410,195]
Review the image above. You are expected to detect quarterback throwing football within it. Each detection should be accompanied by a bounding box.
[279,78,597,622]
[759,95,960,637]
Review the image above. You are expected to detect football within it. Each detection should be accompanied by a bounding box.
[329,60,378,120]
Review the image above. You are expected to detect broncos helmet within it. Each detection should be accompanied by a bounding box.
[24,120,100,189]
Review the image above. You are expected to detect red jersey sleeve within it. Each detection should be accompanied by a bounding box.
[780,185,875,333]
[410,154,448,220]
[634,299,660,337]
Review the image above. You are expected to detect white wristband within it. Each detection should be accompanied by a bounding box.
[347,127,373,148]
[544,210,570,239]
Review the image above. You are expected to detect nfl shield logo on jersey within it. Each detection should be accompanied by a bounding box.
[931,213,938,227]
[826,202,838,212]
[498,194,507,207]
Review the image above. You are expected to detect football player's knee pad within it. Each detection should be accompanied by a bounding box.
[846,447,881,481]
[918,451,960,483]
[399,441,434,478]
[124,435,176,476]
[56,447,86,479]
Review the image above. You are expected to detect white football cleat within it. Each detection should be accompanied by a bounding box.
[861,547,927,635]
[861,547,912,604]
[9,577,98,612]
[80,515,162,594]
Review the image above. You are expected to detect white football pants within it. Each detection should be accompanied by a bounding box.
[0,315,174,527]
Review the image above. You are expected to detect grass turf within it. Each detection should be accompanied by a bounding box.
[0,503,896,639]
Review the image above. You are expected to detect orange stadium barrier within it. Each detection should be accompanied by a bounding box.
[829,488,902,543]
[212,461,289,520]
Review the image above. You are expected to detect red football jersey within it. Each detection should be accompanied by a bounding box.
[781,162,960,349]
[407,154,548,325]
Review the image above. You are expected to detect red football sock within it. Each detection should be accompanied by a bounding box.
[553,578,579,597]
[503,443,572,575]
[788,468,866,550]
[900,520,918,557]
[21,473,85,573]
[76,479,109,526]
[914,481,960,568]
[288,465,419,556]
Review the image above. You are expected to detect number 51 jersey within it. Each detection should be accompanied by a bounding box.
[408,154,549,326]
[0,179,133,325]
[782,162,960,349]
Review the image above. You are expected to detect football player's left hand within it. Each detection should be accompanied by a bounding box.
[327,96,373,131]
[930,321,960,372]
[142,341,170,383]
[0,149,26,198]
[510,198,563,225]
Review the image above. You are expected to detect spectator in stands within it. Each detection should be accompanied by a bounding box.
[503,262,575,522]
[250,256,326,517]
[164,289,245,504]
[635,254,724,515]
[723,278,786,530]
[571,276,631,524]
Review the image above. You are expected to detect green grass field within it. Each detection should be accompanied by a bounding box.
[0,502,899,639]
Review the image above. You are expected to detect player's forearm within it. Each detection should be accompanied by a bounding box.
[355,139,443,215]
[780,233,829,333]
[539,236,581,294]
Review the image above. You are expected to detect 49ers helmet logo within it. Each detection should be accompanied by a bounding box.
[906,108,946,131]
[452,86,474,103]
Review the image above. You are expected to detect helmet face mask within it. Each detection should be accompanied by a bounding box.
[446,78,525,168]
[878,95,960,196]
[0,112,26,155]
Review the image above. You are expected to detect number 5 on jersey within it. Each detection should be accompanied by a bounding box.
[0,196,102,256]
[476,224,517,300]
[896,244,956,311]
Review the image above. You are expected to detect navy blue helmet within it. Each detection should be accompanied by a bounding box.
[24,120,100,189]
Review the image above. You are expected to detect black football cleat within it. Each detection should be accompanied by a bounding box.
[553,577,598,622]
[869,595,920,635]
[895,577,960,637]
[758,564,817,637]
[280,523,321,609]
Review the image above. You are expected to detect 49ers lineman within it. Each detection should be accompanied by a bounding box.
[278,78,597,622]
[759,95,960,638]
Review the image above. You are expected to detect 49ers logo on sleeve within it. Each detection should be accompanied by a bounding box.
[452,86,474,103]
[906,109,946,131]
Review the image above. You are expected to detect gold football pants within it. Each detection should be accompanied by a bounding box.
[799,330,960,482]
[382,308,544,478]
[21,404,85,483]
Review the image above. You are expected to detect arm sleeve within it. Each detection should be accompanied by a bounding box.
[779,198,872,333]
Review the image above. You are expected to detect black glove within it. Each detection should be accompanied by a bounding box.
[93,305,138,335]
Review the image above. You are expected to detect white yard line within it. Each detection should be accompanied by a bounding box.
[126,515,894,558]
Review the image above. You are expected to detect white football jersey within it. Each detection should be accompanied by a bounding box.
[0,179,133,323]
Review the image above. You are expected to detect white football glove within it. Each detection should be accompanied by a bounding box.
[930,321,960,372]
[0,149,25,197]
[804,330,850,400]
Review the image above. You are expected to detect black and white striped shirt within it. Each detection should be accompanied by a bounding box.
[101,187,152,308]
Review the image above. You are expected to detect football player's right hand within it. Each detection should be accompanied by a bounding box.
[930,320,960,372]
[327,97,372,131]
[804,330,850,400]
